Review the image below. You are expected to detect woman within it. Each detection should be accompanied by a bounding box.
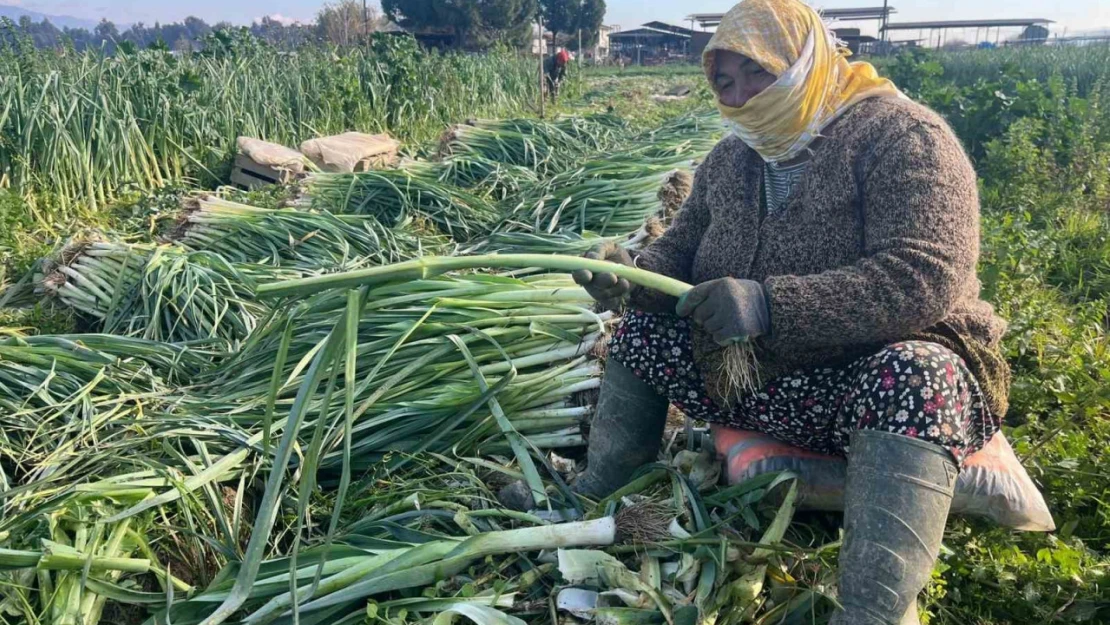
[571,0,1010,622]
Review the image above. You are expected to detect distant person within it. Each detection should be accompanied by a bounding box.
[508,0,1011,622]
[544,49,570,101]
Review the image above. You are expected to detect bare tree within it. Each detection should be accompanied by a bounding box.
[316,0,379,46]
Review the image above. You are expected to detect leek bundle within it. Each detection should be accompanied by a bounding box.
[549,112,631,151]
[180,197,432,269]
[182,272,610,469]
[512,173,672,236]
[0,334,177,479]
[38,242,282,344]
[306,169,500,240]
[438,122,582,176]
[404,155,540,202]
[257,255,759,410]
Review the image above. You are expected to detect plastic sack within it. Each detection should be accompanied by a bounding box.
[713,426,1056,532]
[236,137,306,174]
[300,132,400,173]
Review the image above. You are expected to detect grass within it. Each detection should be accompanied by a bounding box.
[929,43,1110,94]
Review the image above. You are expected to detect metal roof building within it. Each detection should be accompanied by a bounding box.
[609,24,693,64]
[608,26,692,41]
[882,19,1054,48]
[687,6,896,29]
[882,18,1053,30]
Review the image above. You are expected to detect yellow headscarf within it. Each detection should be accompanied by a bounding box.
[703,0,902,163]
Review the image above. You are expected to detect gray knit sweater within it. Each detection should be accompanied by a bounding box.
[629,97,1011,417]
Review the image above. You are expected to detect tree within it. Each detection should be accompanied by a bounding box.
[317,0,378,46]
[575,0,605,48]
[62,26,94,51]
[382,0,536,50]
[184,16,212,41]
[161,23,189,48]
[382,0,473,48]
[1019,24,1049,44]
[540,0,605,50]
[251,16,314,49]
[476,0,538,48]
[92,19,120,52]
[94,20,119,42]
[123,22,149,47]
[16,17,63,49]
[540,0,577,45]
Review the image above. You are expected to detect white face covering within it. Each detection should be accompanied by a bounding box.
[705,0,903,164]
[719,31,833,163]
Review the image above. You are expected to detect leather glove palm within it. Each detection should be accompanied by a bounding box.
[676,278,771,345]
[572,242,633,311]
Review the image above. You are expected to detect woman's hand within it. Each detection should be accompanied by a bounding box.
[677,278,771,345]
[572,242,634,310]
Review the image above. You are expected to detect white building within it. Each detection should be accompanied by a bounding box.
[595,25,618,59]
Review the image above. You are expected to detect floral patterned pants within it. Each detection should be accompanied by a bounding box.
[608,311,998,466]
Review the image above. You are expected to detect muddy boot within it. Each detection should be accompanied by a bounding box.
[497,361,669,510]
[571,361,670,499]
[829,430,958,625]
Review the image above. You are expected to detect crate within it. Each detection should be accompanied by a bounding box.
[230,153,296,190]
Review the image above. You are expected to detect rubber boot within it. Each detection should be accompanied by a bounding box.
[829,430,959,625]
[571,360,670,499]
[498,361,669,510]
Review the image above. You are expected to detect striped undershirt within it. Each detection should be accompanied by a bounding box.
[764,160,811,215]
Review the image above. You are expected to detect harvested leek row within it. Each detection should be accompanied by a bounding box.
[513,172,676,235]
[147,456,807,625]
[304,169,501,240]
[37,241,291,344]
[179,196,433,268]
[404,155,540,201]
[185,270,620,625]
[163,516,619,625]
[102,273,610,522]
[258,254,760,414]
[438,122,580,175]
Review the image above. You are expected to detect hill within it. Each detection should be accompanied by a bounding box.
[0,6,100,31]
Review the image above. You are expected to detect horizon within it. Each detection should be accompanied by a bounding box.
[2,1,1108,38]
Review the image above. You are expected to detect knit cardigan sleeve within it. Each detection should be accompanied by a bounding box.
[762,120,980,350]
[627,159,712,312]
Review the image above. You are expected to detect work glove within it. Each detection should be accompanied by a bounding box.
[676,277,771,346]
[572,242,634,310]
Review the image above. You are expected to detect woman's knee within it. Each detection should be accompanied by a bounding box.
[869,341,969,383]
[844,341,976,428]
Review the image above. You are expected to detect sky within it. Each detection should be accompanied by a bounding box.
[3,0,1109,37]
